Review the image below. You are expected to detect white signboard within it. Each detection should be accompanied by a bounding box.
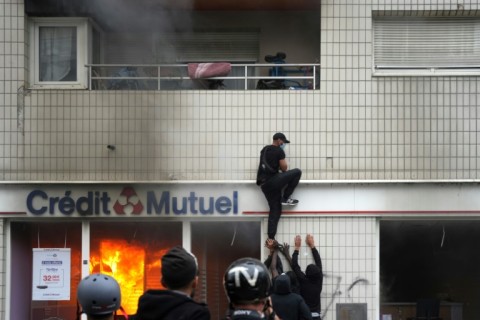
[32,248,71,301]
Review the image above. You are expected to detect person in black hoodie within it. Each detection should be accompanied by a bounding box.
[135,246,211,320]
[292,234,323,320]
[271,274,312,320]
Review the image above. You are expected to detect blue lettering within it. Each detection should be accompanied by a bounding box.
[173,197,187,215]
[101,192,111,214]
[26,189,238,216]
[147,191,170,214]
[49,197,59,214]
[58,191,75,215]
[188,192,198,213]
[233,191,238,214]
[199,197,214,214]
[76,192,93,215]
[27,190,48,215]
[215,196,232,214]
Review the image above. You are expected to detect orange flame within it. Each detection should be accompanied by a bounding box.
[90,239,170,315]
[90,240,146,315]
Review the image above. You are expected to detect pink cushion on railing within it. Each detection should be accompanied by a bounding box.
[188,63,231,79]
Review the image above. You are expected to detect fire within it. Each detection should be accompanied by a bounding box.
[90,239,168,315]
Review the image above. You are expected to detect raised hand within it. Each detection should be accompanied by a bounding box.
[305,233,315,248]
[294,235,302,250]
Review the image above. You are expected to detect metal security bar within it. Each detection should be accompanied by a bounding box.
[86,63,320,91]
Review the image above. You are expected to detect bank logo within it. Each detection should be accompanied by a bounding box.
[113,187,144,215]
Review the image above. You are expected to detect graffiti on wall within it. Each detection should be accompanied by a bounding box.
[322,273,370,318]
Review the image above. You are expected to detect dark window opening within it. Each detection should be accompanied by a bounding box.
[191,221,261,320]
[381,220,480,320]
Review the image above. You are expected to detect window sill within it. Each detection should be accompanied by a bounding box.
[373,69,480,77]
[29,83,88,90]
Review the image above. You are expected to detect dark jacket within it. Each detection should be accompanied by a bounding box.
[271,274,312,320]
[292,248,323,314]
[135,289,211,320]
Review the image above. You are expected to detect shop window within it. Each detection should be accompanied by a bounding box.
[380,220,480,320]
[191,221,261,319]
[10,222,82,320]
[89,221,182,316]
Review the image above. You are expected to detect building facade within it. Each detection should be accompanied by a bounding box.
[1,0,480,319]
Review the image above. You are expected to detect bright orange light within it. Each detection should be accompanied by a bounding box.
[90,240,169,315]
[90,240,145,315]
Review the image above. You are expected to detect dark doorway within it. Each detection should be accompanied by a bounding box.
[191,221,261,319]
[380,220,480,320]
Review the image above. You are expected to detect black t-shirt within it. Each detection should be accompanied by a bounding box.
[256,145,286,185]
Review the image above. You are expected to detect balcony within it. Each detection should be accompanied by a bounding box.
[86,62,321,91]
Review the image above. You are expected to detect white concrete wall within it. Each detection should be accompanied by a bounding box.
[266,216,377,320]
[2,1,480,181]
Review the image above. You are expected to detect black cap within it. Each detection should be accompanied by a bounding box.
[273,132,290,143]
[161,246,198,289]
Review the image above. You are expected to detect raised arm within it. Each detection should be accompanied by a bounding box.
[264,238,275,268]
[306,234,322,271]
[280,242,293,268]
[270,248,280,278]
[292,235,307,281]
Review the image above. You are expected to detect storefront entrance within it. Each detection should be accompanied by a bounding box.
[192,221,261,320]
[8,220,260,320]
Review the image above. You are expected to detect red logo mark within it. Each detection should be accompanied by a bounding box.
[113,187,144,215]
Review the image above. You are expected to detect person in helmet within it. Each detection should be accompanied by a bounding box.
[135,246,211,320]
[77,273,121,320]
[224,257,278,320]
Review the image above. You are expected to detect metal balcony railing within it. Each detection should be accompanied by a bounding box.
[86,63,320,91]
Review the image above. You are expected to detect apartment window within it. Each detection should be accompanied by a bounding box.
[373,15,480,76]
[29,18,90,89]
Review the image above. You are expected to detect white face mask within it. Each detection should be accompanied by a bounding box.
[280,143,286,150]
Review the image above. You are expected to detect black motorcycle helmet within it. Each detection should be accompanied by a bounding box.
[224,257,272,304]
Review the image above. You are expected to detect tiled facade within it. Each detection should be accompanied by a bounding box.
[265,216,377,319]
[2,1,480,181]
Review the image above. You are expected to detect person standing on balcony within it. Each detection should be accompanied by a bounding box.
[135,246,211,320]
[256,132,302,240]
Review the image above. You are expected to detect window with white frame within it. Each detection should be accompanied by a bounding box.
[373,15,480,76]
[29,18,92,89]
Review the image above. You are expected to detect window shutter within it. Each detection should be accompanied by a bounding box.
[374,16,480,69]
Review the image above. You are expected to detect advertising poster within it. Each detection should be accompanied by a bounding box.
[32,248,71,301]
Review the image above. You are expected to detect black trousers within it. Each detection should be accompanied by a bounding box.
[261,168,302,239]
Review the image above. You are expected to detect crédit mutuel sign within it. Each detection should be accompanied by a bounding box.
[25,186,239,217]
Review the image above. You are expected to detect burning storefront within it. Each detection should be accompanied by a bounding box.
[6,184,262,320]
[4,182,480,320]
